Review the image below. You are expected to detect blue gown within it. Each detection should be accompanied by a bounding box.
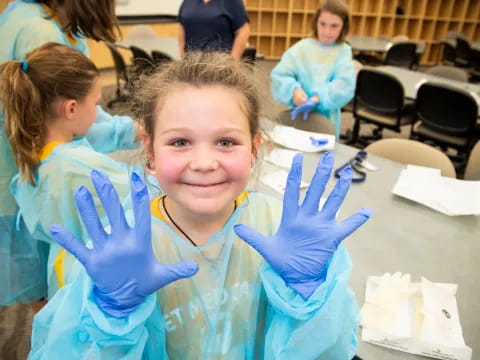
[28,192,360,359]
[10,139,145,299]
[0,0,139,304]
[271,38,356,137]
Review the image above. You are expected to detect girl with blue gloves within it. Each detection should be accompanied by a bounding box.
[28,52,372,359]
[271,0,355,137]
[0,0,139,305]
[0,43,142,307]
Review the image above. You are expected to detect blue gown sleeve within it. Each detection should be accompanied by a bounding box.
[86,106,139,154]
[13,19,63,60]
[270,47,302,109]
[29,265,168,360]
[261,245,359,360]
[313,46,356,113]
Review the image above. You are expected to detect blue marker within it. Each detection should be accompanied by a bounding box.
[309,136,329,147]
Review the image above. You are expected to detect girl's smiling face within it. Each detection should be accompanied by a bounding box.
[148,85,256,218]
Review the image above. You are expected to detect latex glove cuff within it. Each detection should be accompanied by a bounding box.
[285,271,327,300]
[93,284,146,318]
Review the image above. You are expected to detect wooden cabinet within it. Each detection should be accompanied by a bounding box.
[245,0,480,65]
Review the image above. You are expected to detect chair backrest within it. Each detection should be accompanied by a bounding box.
[126,25,157,40]
[455,37,471,61]
[415,82,478,136]
[464,140,480,180]
[441,41,456,64]
[130,45,154,72]
[354,69,405,114]
[365,138,456,178]
[105,42,128,82]
[242,46,257,64]
[385,42,417,68]
[391,35,409,43]
[469,48,480,71]
[151,50,173,64]
[425,65,469,82]
[352,59,363,74]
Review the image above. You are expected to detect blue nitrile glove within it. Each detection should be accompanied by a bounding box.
[50,170,199,318]
[290,99,318,121]
[234,152,372,299]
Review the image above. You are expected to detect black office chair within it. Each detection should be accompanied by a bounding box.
[469,48,480,82]
[105,42,129,108]
[151,50,173,65]
[350,69,414,145]
[241,46,257,65]
[454,37,471,68]
[411,82,478,161]
[130,45,154,75]
[441,41,456,66]
[384,42,417,69]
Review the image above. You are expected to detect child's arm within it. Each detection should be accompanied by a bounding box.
[260,245,359,359]
[29,171,198,359]
[29,265,166,360]
[86,106,139,154]
[313,46,356,112]
[271,46,303,108]
[234,152,371,359]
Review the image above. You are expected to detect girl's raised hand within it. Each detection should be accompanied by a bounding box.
[50,170,199,318]
[234,152,372,299]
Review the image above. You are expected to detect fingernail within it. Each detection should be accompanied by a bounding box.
[342,167,353,178]
[322,151,333,162]
[76,185,88,196]
[50,224,61,235]
[131,171,145,191]
[360,207,374,217]
[91,170,106,183]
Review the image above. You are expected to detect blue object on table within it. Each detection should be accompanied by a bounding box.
[234,152,372,299]
[309,136,329,147]
[334,151,368,183]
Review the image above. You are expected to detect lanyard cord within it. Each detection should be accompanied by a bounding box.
[161,196,237,248]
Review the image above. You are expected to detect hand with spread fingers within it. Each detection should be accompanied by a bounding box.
[290,98,318,121]
[50,170,199,318]
[234,152,372,299]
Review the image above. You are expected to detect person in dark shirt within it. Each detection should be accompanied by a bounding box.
[178,0,250,60]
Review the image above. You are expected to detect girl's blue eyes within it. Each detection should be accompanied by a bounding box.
[170,139,236,147]
[218,139,234,147]
[172,139,189,147]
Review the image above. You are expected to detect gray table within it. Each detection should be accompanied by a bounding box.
[260,142,479,359]
[375,65,480,117]
[116,37,180,60]
[347,35,425,54]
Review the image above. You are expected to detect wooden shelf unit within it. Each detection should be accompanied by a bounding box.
[245,0,480,65]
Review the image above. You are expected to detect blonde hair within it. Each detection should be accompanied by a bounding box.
[0,42,99,184]
[312,0,350,43]
[130,52,260,155]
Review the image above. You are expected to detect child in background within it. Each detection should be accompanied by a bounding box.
[30,52,371,359]
[0,43,139,303]
[0,0,139,306]
[271,0,355,137]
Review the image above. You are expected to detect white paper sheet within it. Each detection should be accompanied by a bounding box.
[361,274,472,360]
[261,170,309,194]
[269,125,335,152]
[392,165,480,216]
[264,148,300,169]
